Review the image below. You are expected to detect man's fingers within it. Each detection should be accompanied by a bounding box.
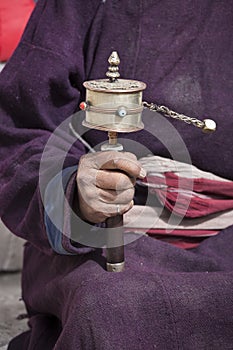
[77,151,145,223]
[79,151,146,179]
[78,191,134,223]
[100,200,134,218]
[100,157,146,179]
[99,188,135,204]
[96,170,135,190]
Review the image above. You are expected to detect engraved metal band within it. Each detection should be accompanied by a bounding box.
[86,103,143,115]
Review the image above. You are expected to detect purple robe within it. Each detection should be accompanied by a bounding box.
[1,0,233,348]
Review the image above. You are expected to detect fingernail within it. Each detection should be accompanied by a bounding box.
[139,168,147,178]
[130,200,134,208]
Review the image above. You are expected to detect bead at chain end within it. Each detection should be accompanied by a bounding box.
[202,119,217,133]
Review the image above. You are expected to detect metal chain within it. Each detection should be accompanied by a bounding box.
[143,101,205,129]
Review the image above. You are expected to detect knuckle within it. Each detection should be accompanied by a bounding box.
[101,191,116,203]
[77,172,89,187]
[116,173,129,189]
[77,176,86,189]
[123,152,137,161]
[79,153,92,166]
[126,187,135,199]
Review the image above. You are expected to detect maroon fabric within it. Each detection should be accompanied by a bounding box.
[0,0,233,349]
[145,173,233,217]
[138,228,217,237]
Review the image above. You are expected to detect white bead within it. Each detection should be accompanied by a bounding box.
[202,119,217,133]
[117,106,127,118]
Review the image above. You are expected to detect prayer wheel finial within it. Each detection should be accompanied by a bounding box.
[106,51,120,82]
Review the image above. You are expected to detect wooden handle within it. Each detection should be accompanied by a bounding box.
[106,215,124,272]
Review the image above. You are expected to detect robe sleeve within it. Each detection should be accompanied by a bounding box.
[0,0,105,255]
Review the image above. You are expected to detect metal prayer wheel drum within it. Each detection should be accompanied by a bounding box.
[80,52,146,133]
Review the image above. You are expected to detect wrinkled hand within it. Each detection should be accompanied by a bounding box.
[76,151,146,223]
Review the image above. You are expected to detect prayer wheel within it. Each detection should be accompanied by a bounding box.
[80,51,146,133]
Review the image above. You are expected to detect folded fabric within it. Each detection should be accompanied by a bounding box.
[124,205,233,233]
[138,155,233,217]
[129,155,233,248]
[143,172,233,217]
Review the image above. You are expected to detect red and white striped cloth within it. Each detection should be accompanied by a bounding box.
[124,155,233,249]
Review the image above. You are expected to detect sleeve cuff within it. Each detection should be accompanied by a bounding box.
[44,166,95,255]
